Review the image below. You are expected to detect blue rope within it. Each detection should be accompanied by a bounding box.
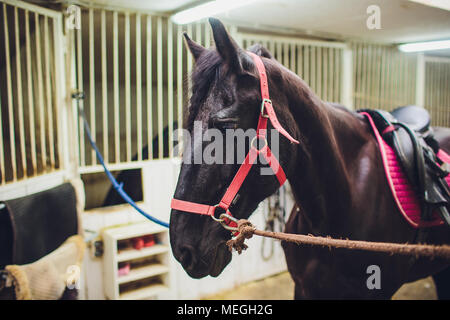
[79,107,169,228]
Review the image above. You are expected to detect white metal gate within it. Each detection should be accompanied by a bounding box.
[71,8,237,173]
[424,56,450,127]
[239,32,350,106]
[0,0,66,199]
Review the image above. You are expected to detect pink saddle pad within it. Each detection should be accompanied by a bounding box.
[361,112,449,228]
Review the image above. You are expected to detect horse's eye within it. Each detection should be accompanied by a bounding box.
[210,118,238,131]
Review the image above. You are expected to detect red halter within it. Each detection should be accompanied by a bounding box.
[170,52,299,233]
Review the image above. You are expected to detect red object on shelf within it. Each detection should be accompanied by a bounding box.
[131,237,144,250]
[143,235,155,247]
[118,263,130,276]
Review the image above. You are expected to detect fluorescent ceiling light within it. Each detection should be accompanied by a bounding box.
[398,39,450,52]
[408,0,450,11]
[171,0,258,25]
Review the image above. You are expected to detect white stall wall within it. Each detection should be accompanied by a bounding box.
[82,160,294,300]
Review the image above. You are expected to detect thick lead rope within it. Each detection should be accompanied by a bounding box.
[226,219,450,260]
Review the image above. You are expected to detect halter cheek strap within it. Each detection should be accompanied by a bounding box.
[170,52,299,234]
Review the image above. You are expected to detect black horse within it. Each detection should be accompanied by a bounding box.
[169,18,449,299]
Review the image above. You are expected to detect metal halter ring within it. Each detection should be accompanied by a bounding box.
[219,213,239,232]
[210,204,227,222]
[250,135,268,151]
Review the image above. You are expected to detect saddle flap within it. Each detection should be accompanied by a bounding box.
[0,182,79,267]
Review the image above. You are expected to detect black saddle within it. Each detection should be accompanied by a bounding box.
[359,106,450,226]
[391,105,431,134]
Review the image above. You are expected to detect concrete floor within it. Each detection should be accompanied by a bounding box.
[204,272,437,300]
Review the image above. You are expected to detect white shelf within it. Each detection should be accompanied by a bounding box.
[117,263,169,284]
[119,284,169,300]
[102,221,170,300]
[117,245,169,262]
[105,222,167,240]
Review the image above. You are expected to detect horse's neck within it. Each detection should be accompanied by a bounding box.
[283,75,369,232]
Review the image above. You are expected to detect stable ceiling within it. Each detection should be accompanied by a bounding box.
[87,0,450,43]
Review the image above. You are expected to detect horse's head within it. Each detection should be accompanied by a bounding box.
[170,18,300,278]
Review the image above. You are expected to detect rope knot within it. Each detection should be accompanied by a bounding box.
[226,219,256,254]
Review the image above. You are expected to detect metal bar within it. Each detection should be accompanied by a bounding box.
[125,12,131,161]
[296,45,302,78]
[187,24,193,76]
[76,17,85,166]
[360,43,368,108]
[335,48,341,104]
[35,12,47,171]
[24,9,37,174]
[4,3,17,181]
[310,46,316,93]
[89,8,96,164]
[61,15,76,178]
[283,42,289,68]
[290,43,296,73]
[101,10,108,163]
[446,63,450,126]
[0,92,4,184]
[70,19,79,174]
[146,15,153,160]
[316,46,322,99]
[303,45,309,87]
[416,53,425,107]
[328,47,333,102]
[44,16,55,169]
[14,6,26,177]
[168,21,174,158]
[379,46,387,109]
[323,47,328,102]
[136,13,142,161]
[157,16,163,159]
[113,11,120,163]
[177,24,183,153]
[366,44,373,107]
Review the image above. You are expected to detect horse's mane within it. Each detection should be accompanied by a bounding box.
[185,50,222,131]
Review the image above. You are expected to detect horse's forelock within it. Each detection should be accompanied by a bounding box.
[185,50,223,131]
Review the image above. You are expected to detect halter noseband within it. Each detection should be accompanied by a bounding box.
[170,52,299,234]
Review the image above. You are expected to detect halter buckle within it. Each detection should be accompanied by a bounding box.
[261,99,271,118]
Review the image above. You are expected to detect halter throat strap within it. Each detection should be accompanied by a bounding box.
[170,52,299,233]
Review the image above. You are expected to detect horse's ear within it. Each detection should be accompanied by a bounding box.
[183,33,205,61]
[247,43,274,60]
[209,17,243,73]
